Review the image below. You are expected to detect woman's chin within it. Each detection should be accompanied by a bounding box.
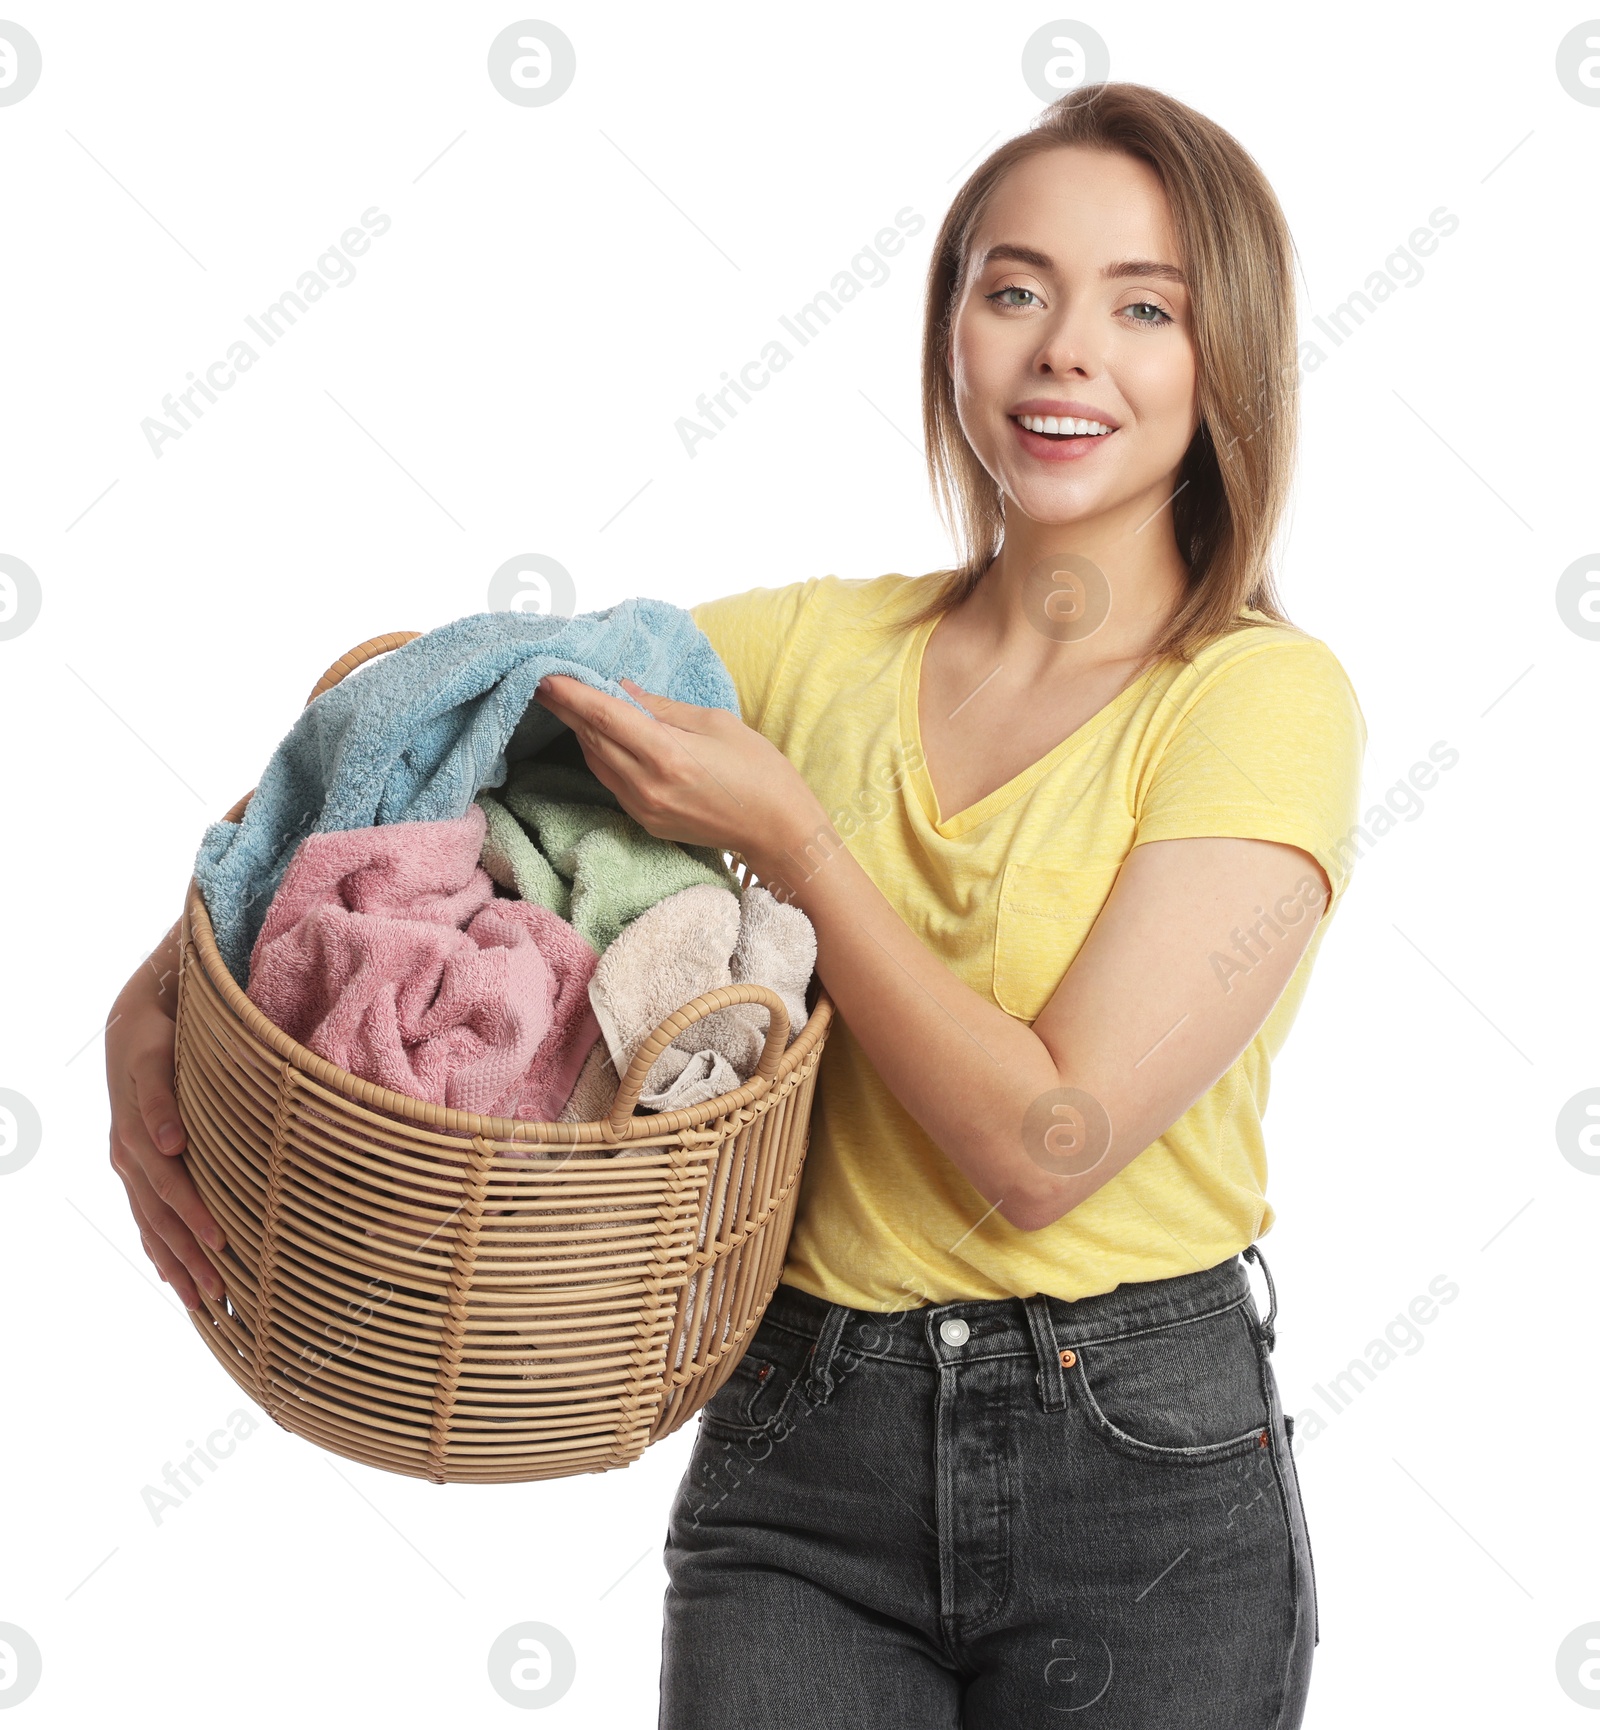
[1003,481,1113,530]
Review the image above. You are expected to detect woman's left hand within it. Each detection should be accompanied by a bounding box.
[533,673,824,860]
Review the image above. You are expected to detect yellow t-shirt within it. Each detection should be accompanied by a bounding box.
[690,572,1366,1309]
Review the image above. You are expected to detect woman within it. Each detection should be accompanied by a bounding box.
[107,83,1362,1728]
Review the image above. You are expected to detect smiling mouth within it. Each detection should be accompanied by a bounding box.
[1009,414,1116,441]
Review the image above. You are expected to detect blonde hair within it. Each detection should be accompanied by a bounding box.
[907,81,1300,663]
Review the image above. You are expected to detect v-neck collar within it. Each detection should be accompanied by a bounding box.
[899,610,1157,840]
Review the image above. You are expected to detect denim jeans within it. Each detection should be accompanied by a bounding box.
[659,1247,1317,1728]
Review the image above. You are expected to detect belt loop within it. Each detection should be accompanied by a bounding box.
[802,1303,851,1404]
[1241,1242,1278,1352]
[1023,1294,1068,1412]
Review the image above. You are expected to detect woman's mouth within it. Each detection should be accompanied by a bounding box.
[1009,413,1115,463]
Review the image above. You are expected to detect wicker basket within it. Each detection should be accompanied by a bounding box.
[173,632,833,1484]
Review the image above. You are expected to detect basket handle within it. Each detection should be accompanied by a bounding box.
[606,983,791,1135]
[305,631,422,706]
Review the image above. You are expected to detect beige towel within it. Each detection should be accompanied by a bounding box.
[558,883,817,1120]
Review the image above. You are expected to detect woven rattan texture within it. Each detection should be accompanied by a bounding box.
[171,632,832,1484]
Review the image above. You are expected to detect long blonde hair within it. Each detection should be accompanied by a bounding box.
[907,81,1301,663]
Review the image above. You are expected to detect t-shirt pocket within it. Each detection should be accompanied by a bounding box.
[992,861,1103,1022]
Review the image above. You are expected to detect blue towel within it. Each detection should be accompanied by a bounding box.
[194,600,740,987]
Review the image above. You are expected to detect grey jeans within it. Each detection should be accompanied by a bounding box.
[659,1247,1317,1727]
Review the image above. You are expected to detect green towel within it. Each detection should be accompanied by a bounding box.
[475,758,740,954]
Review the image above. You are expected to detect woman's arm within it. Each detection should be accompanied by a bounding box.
[536,673,1326,1233]
[105,917,229,1307]
[776,825,1324,1231]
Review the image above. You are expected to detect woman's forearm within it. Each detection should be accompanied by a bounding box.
[121,917,183,1023]
[747,817,1325,1236]
[745,819,1090,1230]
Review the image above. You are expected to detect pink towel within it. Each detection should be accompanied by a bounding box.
[245,804,600,1120]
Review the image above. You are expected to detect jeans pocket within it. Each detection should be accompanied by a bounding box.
[698,1327,810,1439]
[1068,1298,1273,1465]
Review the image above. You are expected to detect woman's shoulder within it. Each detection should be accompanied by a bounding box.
[1194,606,1349,666]
[690,571,935,729]
[1173,608,1364,727]
[690,569,934,637]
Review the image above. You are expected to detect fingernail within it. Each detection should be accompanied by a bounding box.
[201,1224,224,1250]
[155,1122,182,1153]
[181,1291,199,1312]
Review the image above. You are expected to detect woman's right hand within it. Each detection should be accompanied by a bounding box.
[105,920,226,1311]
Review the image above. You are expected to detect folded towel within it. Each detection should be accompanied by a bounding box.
[196,600,739,986]
[245,804,602,1121]
[559,882,817,1120]
[476,758,739,955]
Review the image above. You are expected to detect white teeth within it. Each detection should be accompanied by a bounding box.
[1018,414,1113,436]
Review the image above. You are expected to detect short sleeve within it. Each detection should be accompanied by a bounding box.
[691,580,818,733]
[1133,633,1368,910]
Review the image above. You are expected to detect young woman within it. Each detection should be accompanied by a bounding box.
[107,82,1362,1729]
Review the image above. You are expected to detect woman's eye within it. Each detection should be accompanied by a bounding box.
[985,284,1041,310]
[984,286,1173,326]
[1122,300,1173,326]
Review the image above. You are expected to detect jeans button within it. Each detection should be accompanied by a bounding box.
[939,1318,970,1346]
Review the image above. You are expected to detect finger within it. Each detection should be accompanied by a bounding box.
[537,675,668,760]
[121,1068,224,1254]
[545,676,734,797]
[112,1133,226,1300]
[616,678,715,733]
[538,681,663,794]
[571,714,650,781]
[120,1107,224,1255]
[561,728,663,827]
[614,677,674,718]
[138,1221,203,1311]
[603,677,727,748]
[122,1171,210,1309]
[537,674,747,838]
[133,1048,186,1157]
[116,1144,217,1293]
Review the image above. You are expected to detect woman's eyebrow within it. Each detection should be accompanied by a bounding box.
[979,242,1188,286]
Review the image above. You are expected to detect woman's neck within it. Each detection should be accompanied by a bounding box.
[963,505,1192,679]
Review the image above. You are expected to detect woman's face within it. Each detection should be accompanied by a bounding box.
[947,145,1201,533]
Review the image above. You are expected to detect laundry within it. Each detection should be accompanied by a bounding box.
[244,803,602,1121]
[195,599,740,987]
[476,757,740,955]
[560,882,817,1121]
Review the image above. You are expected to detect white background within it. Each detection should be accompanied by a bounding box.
[2,1,1596,1724]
